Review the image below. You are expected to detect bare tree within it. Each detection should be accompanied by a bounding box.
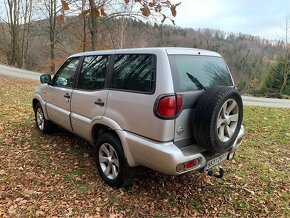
[20,0,33,67]
[48,0,57,73]
[6,0,20,66]
[36,0,73,73]
[80,0,180,50]
[81,0,87,51]
[2,0,33,68]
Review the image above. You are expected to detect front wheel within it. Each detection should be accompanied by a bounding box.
[34,103,54,134]
[95,133,131,188]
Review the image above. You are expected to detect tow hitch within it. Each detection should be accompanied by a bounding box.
[207,166,225,178]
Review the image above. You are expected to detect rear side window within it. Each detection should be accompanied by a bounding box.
[78,55,109,90]
[169,55,233,92]
[112,54,154,93]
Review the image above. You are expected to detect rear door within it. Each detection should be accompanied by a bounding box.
[70,55,110,141]
[46,57,81,132]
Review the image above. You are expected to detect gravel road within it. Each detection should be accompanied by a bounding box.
[0,64,40,81]
[242,96,290,108]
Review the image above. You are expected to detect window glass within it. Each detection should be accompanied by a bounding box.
[112,54,153,92]
[53,57,80,88]
[78,55,109,90]
[169,55,233,92]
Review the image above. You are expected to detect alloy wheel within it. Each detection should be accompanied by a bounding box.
[99,143,120,180]
[216,99,239,142]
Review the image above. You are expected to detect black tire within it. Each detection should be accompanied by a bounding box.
[193,86,243,153]
[95,133,131,188]
[34,103,55,134]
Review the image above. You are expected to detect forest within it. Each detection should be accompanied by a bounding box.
[0,0,289,97]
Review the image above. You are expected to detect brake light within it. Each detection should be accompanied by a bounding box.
[155,94,182,118]
[176,95,182,113]
[185,159,198,169]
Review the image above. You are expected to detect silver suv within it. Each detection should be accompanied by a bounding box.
[33,48,244,188]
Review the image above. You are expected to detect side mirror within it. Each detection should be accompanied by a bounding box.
[40,74,52,84]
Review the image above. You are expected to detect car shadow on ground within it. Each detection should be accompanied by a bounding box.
[47,126,220,193]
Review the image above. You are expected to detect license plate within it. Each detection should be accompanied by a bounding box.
[206,152,228,170]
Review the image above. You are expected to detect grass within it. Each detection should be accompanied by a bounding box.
[0,75,289,217]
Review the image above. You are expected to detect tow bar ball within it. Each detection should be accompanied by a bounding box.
[207,167,225,178]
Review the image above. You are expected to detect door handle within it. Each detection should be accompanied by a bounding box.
[95,99,104,106]
[64,93,70,99]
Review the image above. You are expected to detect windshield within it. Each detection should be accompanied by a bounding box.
[169,55,233,92]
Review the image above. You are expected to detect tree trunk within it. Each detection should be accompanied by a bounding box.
[50,42,55,74]
[82,0,86,52]
[14,0,21,67]
[49,0,56,74]
[20,0,32,68]
[89,0,97,50]
[6,0,32,68]
[280,58,289,96]
[7,0,19,66]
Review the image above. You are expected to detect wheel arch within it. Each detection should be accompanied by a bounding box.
[32,98,39,111]
[32,96,49,120]
[90,117,138,167]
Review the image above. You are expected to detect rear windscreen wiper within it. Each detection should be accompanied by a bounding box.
[186,72,206,90]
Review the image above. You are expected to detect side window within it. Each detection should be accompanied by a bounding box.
[112,54,154,93]
[78,55,109,90]
[53,57,80,88]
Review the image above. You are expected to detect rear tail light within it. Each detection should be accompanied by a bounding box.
[176,158,200,173]
[185,159,199,169]
[176,163,185,172]
[155,94,182,119]
[237,137,243,145]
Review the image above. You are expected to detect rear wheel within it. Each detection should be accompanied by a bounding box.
[193,86,243,153]
[95,133,131,188]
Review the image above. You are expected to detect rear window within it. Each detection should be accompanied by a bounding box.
[112,54,154,93]
[169,55,233,92]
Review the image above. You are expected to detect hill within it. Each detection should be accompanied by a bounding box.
[0,18,284,94]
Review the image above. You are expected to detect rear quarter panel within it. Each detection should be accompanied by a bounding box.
[105,49,176,142]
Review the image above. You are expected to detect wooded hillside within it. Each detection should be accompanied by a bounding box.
[0,16,287,95]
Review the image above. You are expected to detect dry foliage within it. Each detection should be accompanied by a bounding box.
[61,0,70,11]
[0,76,289,217]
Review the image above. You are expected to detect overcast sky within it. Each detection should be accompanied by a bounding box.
[0,0,288,40]
[172,0,289,40]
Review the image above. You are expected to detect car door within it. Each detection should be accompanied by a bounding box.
[70,55,110,141]
[45,57,81,132]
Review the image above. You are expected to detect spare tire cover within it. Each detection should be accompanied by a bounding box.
[193,86,243,153]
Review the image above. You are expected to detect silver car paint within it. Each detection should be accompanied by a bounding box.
[45,86,73,132]
[33,47,244,175]
[71,89,109,141]
[34,85,49,119]
[121,125,244,175]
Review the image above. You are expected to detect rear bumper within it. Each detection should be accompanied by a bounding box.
[118,125,245,175]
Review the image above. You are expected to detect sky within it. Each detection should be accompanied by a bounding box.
[0,0,289,41]
[172,0,290,40]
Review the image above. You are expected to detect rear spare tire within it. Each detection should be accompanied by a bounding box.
[193,86,243,153]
